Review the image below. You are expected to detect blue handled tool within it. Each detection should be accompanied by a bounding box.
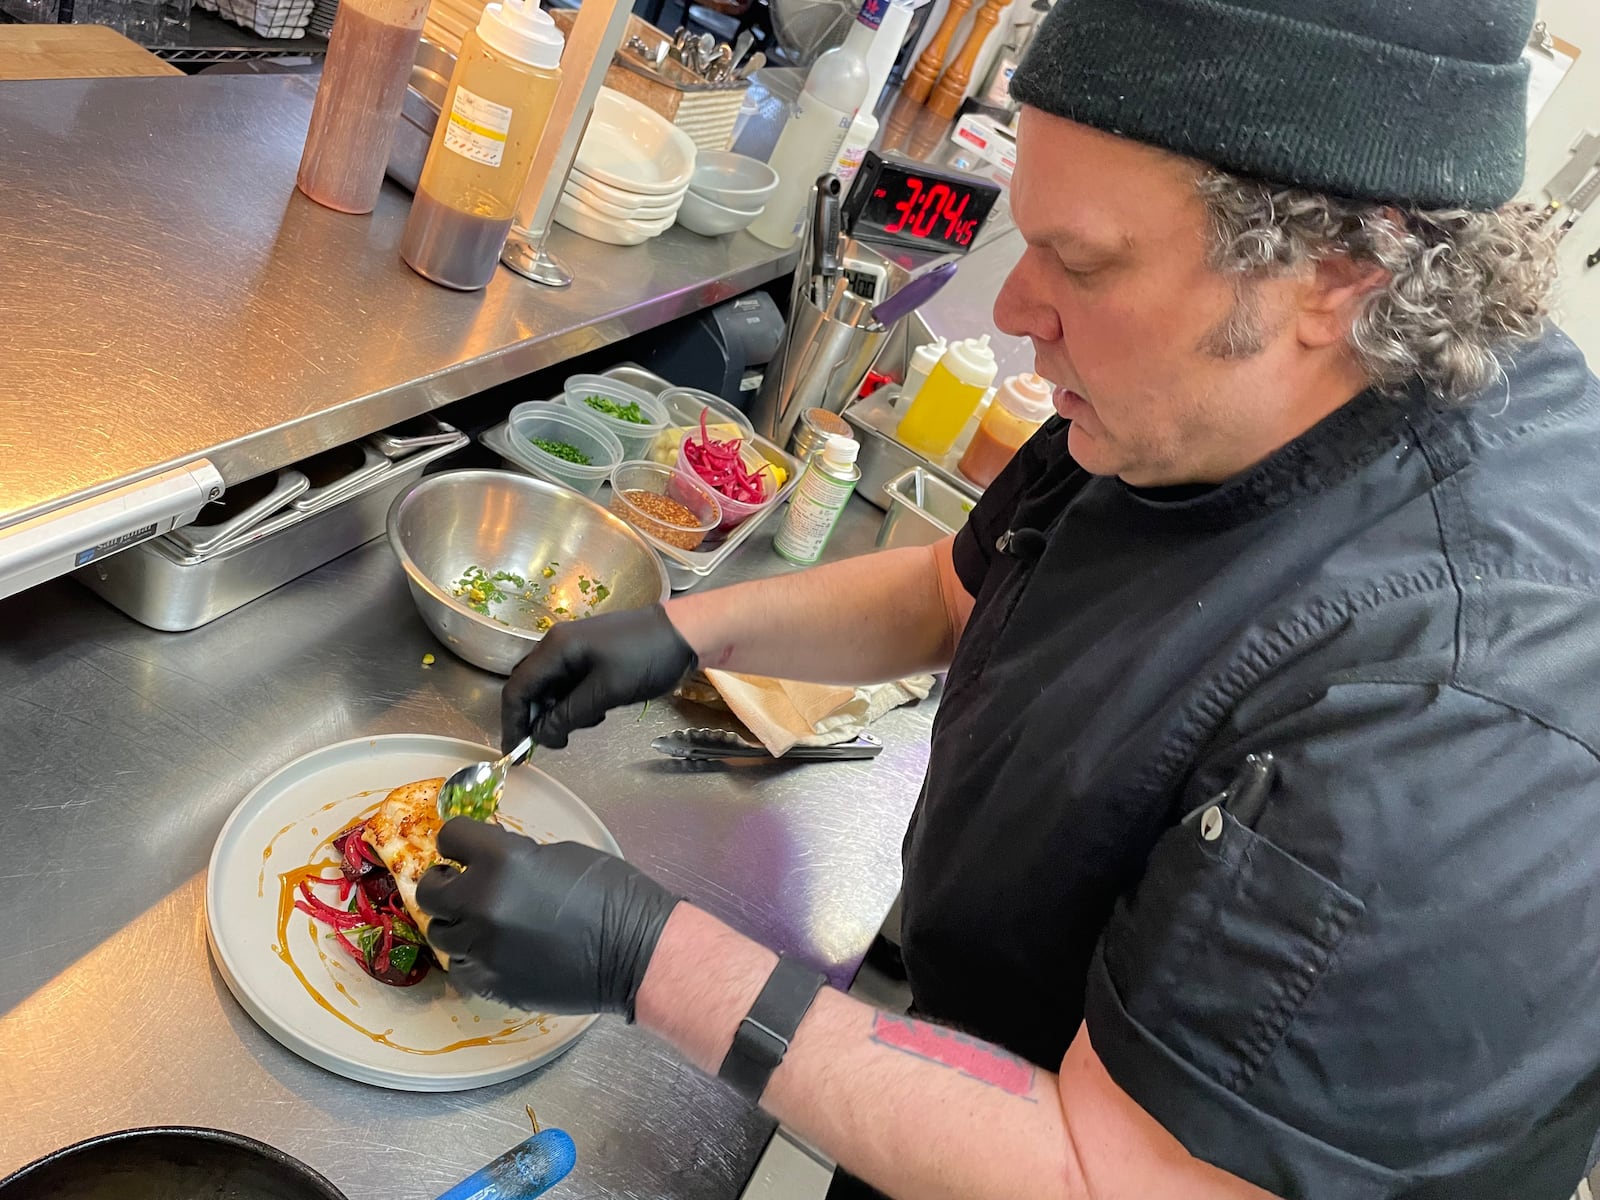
[434,1127,577,1200]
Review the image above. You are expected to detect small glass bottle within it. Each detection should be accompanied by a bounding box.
[896,334,998,459]
[400,0,564,291]
[774,435,861,564]
[296,0,430,214]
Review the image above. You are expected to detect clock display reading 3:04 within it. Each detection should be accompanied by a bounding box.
[843,152,1002,254]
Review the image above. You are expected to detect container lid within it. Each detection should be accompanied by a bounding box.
[994,372,1054,422]
[909,336,947,373]
[801,408,853,438]
[942,334,997,386]
[820,434,860,470]
[478,0,563,67]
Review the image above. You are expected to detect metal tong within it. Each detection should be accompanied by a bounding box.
[652,728,884,761]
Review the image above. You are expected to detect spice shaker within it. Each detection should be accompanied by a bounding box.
[789,407,855,463]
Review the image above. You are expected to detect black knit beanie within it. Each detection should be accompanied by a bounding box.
[1009,0,1535,208]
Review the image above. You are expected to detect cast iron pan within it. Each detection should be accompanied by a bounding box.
[0,1127,349,1200]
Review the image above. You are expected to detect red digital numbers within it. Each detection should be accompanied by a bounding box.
[880,175,978,247]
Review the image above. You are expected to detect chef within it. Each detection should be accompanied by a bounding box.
[418,0,1600,1195]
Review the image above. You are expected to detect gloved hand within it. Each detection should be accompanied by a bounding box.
[416,817,680,1018]
[502,605,697,752]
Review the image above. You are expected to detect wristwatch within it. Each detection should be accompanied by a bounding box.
[718,955,828,1102]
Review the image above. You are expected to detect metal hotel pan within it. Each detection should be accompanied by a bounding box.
[0,1126,347,1200]
[75,434,467,631]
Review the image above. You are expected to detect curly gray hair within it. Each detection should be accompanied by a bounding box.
[1196,170,1560,399]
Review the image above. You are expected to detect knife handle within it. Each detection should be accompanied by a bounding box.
[433,1129,576,1199]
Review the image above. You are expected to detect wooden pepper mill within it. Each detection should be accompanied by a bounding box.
[902,0,973,105]
[929,0,1008,118]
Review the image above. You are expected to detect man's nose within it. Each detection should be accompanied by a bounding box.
[993,249,1060,345]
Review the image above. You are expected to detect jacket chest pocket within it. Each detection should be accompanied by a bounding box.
[1099,805,1366,1094]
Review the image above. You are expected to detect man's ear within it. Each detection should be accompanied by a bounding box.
[1297,246,1391,349]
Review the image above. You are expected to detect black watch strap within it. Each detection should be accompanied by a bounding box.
[718,955,827,1102]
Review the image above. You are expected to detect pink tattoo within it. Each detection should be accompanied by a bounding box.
[870,1012,1037,1099]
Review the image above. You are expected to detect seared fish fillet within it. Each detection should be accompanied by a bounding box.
[362,778,497,970]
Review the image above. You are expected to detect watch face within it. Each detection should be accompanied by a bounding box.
[848,156,1001,253]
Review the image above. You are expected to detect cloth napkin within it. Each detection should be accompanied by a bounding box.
[676,670,936,757]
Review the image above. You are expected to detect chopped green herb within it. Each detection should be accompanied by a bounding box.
[578,577,591,594]
[530,437,592,465]
[584,394,649,424]
[590,584,610,604]
[451,565,508,615]
[492,571,526,587]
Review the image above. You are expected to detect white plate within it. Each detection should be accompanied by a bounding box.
[567,165,687,209]
[206,734,621,1092]
[573,87,697,196]
[564,175,682,221]
[554,193,674,246]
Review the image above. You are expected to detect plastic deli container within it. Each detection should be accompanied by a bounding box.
[504,403,625,496]
[677,432,783,535]
[561,374,671,460]
[607,461,721,552]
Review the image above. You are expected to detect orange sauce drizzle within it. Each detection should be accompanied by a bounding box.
[267,788,553,1056]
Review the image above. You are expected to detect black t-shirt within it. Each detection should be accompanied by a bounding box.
[898,330,1600,1198]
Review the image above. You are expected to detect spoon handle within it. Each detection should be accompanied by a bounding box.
[497,734,536,772]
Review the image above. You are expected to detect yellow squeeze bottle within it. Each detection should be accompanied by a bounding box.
[896,335,998,459]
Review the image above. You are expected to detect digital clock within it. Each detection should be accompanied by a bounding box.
[841,152,1002,255]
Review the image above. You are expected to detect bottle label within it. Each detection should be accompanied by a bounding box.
[444,86,514,168]
[856,0,889,31]
[774,466,857,563]
[834,139,870,185]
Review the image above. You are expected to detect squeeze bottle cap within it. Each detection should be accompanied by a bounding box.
[994,372,1055,422]
[909,336,947,373]
[942,334,998,387]
[479,0,564,67]
[821,435,860,469]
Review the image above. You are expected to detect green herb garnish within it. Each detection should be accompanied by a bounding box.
[452,565,507,614]
[531,437,592,465]
[584,394,649,424]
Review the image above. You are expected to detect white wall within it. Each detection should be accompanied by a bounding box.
[1525,0,1600,364]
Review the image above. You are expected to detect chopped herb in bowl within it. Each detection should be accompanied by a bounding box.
[584,394,649,425]
[530,437,592,465]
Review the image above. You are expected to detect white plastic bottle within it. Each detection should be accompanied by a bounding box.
[898,335,947,407]
[748,11,871,248]
[831,0,915,186]
[774,435,862,564]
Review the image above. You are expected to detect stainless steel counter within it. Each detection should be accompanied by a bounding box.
[0,73,795,532]
[0,497,933,1198]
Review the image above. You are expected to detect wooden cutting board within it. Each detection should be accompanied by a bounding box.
[0,23,183,81]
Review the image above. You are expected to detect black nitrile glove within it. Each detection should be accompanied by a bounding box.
[416,818,680,1018]
[502,605,697,752]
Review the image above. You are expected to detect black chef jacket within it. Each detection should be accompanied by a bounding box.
[883,330,1600,1199]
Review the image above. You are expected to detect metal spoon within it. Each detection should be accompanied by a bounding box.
[730,29,754,73]
[436,734,534,820]
[735,50,765,79]
[695,31,716,76]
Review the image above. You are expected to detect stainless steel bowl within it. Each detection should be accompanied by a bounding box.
[387,470,670,675]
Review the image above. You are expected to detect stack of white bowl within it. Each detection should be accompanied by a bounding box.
[676,150,781,238]
[556,88,698,247]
